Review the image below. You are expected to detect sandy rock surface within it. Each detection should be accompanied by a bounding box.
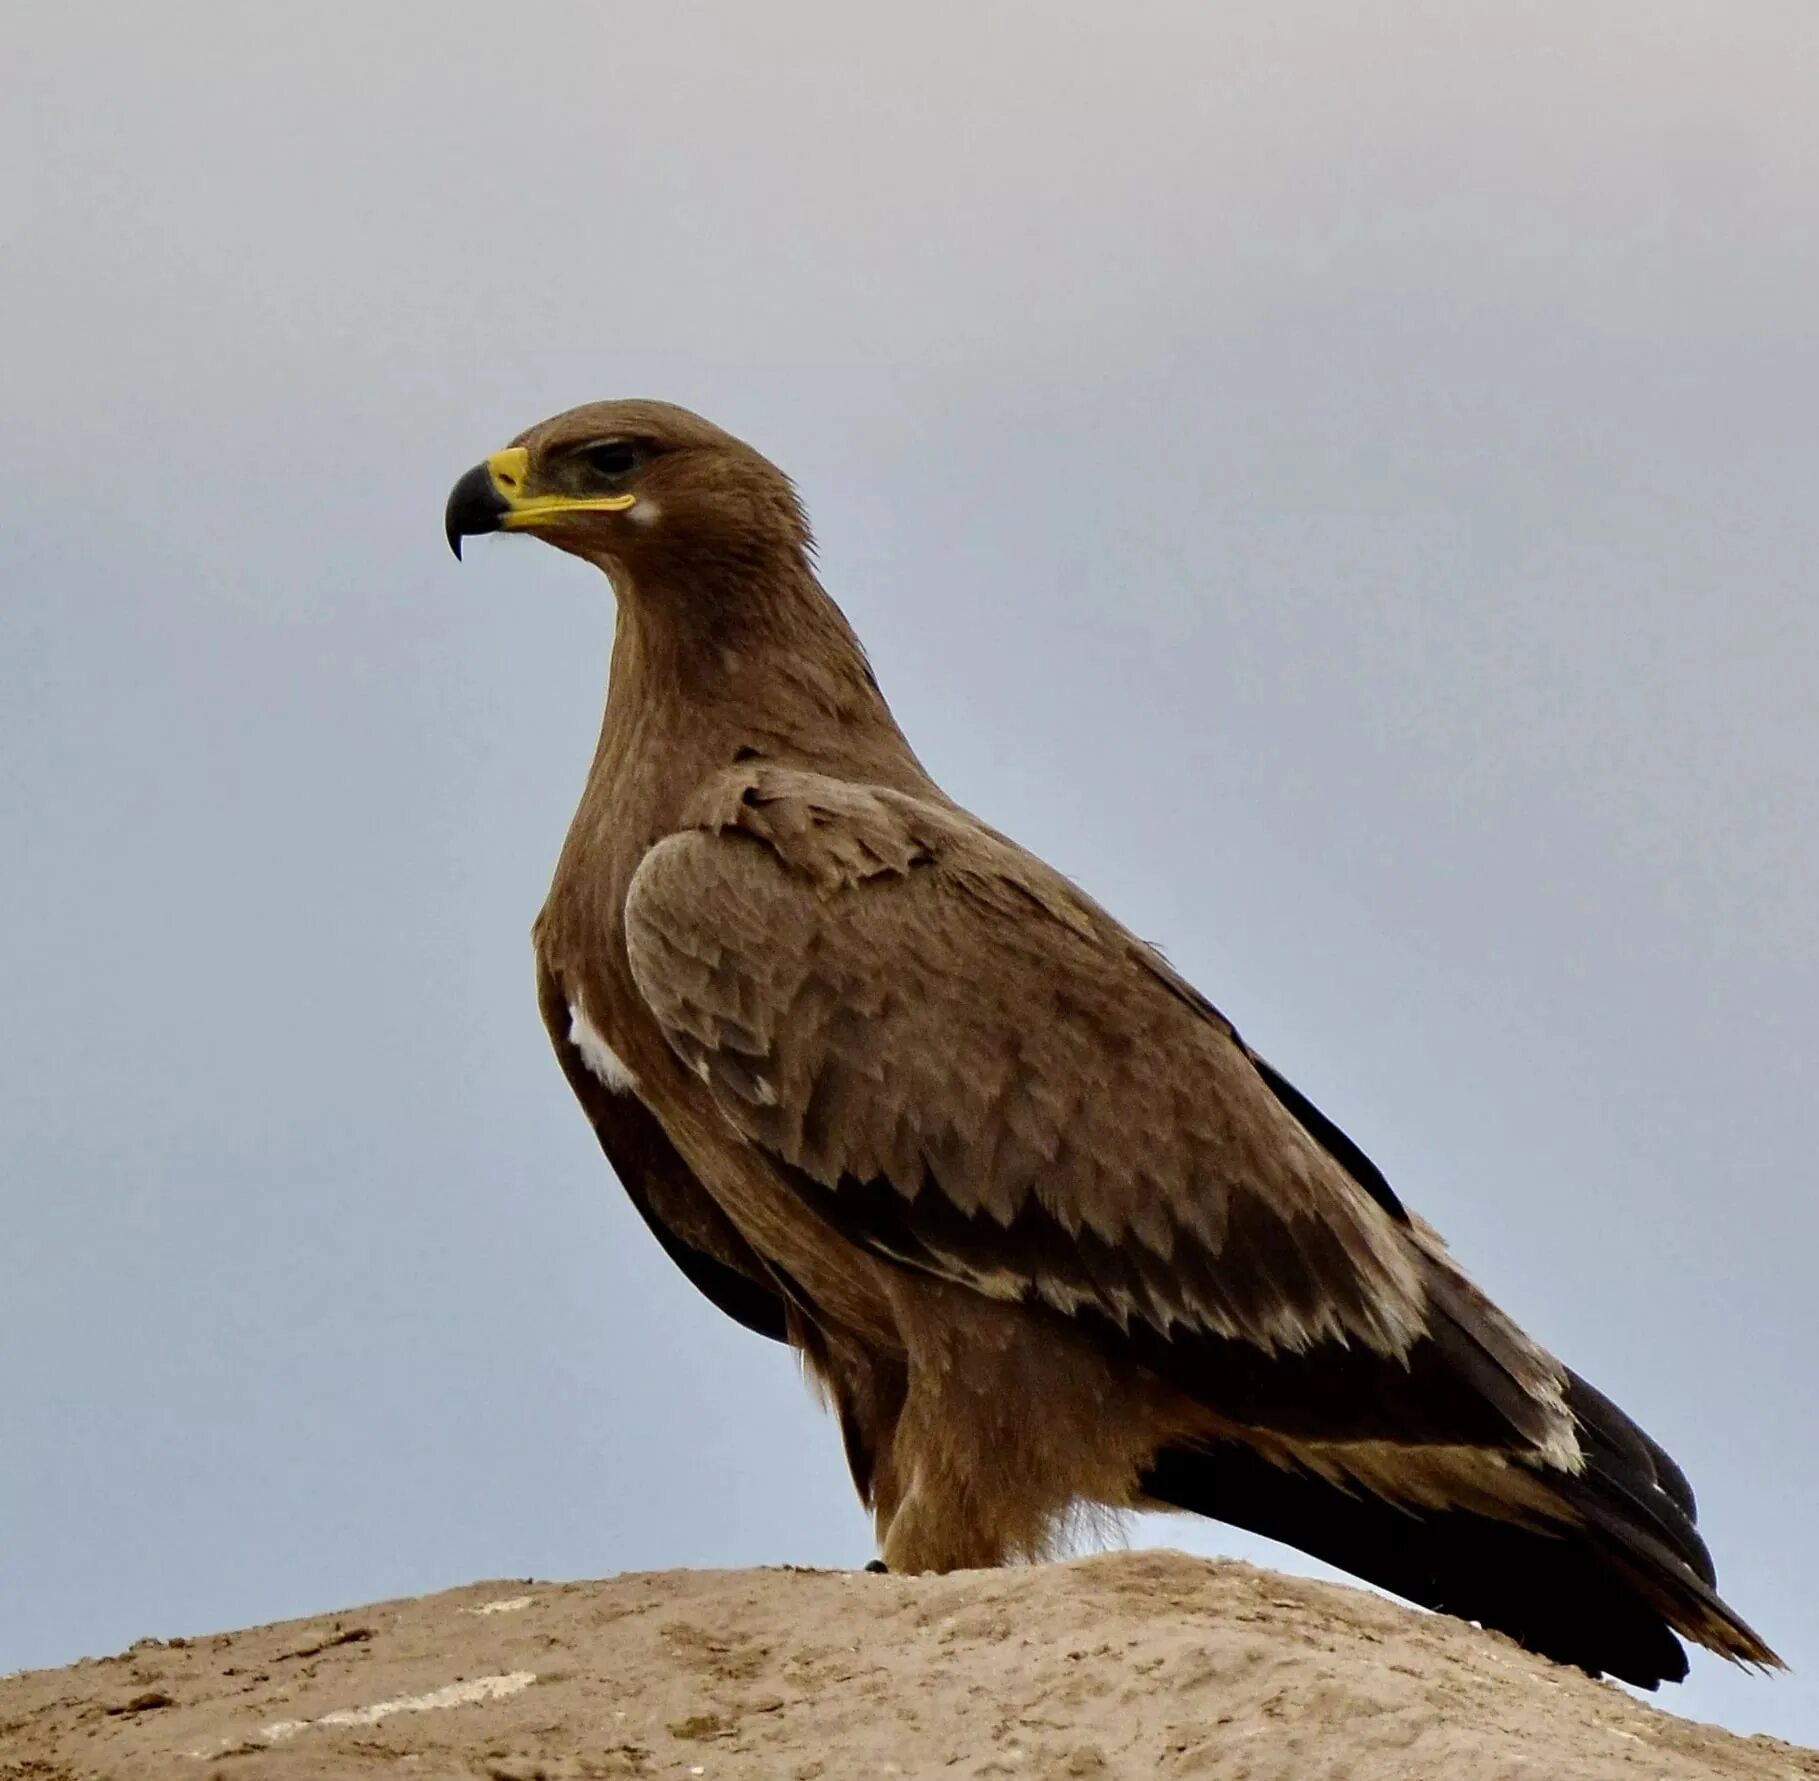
[2,1550,1811,1781]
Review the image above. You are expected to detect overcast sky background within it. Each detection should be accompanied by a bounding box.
[4,0,1815,1747]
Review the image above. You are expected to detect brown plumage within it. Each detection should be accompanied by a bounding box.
[444,399,1779,1688]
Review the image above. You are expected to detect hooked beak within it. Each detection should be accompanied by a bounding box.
[443,457,510,559]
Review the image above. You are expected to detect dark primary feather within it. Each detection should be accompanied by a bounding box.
[1142,1439,1683,1686]
[1247,1054,1407,1224]
[1143,1370,1772,1690]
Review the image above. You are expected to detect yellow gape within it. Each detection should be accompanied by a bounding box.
[486,447,638,530]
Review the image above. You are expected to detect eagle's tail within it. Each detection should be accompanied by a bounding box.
[1140,1370,1780,1690]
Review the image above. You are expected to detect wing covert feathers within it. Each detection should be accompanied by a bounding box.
[625,766,1573,1462]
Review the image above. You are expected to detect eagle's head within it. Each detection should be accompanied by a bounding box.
[445,398,810,583]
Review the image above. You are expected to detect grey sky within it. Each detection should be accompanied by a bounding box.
[4,0,1815,1747]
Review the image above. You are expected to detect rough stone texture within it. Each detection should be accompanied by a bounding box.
[2,1551,1812,1780]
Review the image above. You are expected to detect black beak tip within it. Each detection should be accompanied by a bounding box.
[444,462,508,562]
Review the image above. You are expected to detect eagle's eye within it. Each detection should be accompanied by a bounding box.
[580,440,645,479]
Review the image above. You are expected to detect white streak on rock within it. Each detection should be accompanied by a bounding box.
[261,1671,537,1742]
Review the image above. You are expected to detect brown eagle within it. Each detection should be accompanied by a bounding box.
[444,399,1777,1688]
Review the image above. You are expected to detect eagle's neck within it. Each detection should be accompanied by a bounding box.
[555,556,934,923]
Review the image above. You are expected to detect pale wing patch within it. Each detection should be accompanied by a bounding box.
[569,1001,640,1094]
[1234,1430,1583,1523]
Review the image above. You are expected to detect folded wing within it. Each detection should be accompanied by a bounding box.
[623,765,1569,1459]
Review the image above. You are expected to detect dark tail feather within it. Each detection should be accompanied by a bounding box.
[1141,1376,1779,1690]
